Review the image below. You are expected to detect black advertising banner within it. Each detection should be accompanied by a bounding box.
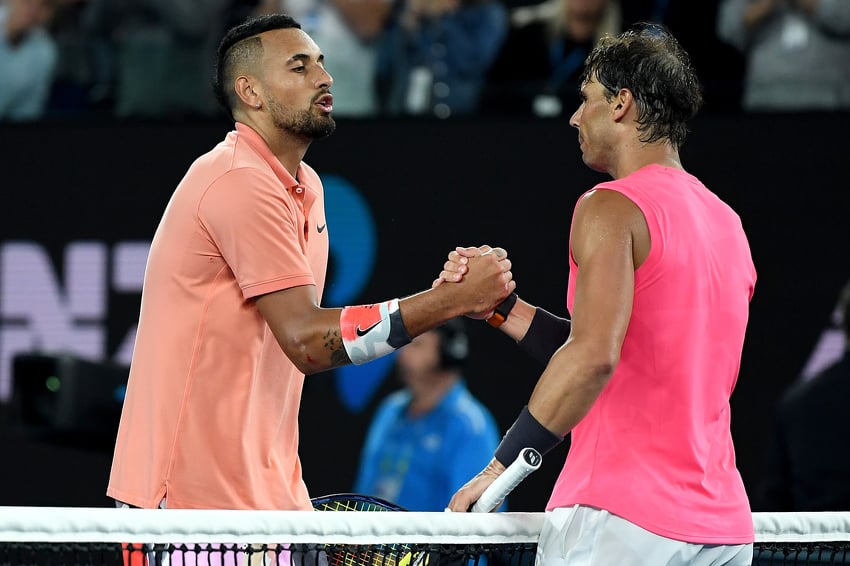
[1,114,848,509]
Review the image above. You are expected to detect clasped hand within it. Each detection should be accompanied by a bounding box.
[433,245,515,320]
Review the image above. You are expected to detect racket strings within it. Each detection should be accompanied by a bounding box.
[312,494,422,566]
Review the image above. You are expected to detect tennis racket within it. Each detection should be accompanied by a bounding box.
[309,449,542,566]
[311,493,419,566]
[312,493,407,512]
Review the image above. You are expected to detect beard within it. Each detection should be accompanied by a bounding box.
[268,95,336,140]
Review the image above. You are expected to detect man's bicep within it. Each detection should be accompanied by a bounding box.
[255,284,319,326]
[569,191,637,347]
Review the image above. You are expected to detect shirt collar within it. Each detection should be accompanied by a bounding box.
[234,122,305,190]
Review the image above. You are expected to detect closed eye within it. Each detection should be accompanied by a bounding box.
[288,53,314,73]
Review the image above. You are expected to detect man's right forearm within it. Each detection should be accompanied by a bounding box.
[496,299,571,365]
[517,308,571,365]
[396,286,469,337]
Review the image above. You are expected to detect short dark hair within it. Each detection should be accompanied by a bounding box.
[580,22,703,149]
[212,14,302,118]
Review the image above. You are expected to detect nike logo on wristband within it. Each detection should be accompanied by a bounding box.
[355,321,381,336]
[317,223,327,233]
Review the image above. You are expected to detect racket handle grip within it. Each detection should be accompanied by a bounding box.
[471,447,542,513]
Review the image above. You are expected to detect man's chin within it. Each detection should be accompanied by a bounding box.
[310,117,336,140]
[313,121,336,140]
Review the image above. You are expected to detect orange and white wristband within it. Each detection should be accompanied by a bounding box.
[340,298,412,365]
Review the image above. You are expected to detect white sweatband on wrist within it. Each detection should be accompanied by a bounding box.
[340,298,412,364]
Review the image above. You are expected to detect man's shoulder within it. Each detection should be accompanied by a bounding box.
[193,132,273,180]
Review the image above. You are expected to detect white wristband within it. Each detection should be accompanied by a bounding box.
[340,299,412,364]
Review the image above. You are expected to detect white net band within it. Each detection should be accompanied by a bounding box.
[0,506,544,545]
[2,507,850,566]
[753,512,850,543]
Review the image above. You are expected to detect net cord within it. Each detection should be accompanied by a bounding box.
[0,507,544,544]
[753,512,850,543]
[1,508,848,546]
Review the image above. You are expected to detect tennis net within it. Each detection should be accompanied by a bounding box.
[0,507,848,565]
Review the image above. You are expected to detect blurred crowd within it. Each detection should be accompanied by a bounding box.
[1,0,848,122]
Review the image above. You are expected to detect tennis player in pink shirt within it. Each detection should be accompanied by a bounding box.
[446,23,756,565]
[106,13,514,513]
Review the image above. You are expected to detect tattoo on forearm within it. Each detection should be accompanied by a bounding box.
[324,328,350,365]
[323,328,342,351]
[331,349,350,366]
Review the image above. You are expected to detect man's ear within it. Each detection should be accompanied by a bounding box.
[235,76,263,109]
[612,88,633,120]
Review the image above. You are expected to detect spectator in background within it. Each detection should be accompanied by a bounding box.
[44,0,109,117]
[758,278,850,511]
[80,0,232,119]
[717,0,850,111]
[0,0,58,121]
[482,0,621,117]
[620,1,746,113]
[375,0,507,118]
[354,319,505,511]
[254,0,391,117]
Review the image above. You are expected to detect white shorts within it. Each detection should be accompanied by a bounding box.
[536,505,753,566]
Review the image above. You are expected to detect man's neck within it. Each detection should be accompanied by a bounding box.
[611,142,682,179]
[238,116,310,178]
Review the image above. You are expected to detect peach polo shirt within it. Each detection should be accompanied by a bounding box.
[107,123,328,510]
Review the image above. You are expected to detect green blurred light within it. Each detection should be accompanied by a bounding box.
[45,376,61,392]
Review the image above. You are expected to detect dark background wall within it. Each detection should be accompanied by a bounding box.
[1,112,848,511]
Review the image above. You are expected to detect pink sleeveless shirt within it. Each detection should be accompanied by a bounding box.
[547,164,756,544]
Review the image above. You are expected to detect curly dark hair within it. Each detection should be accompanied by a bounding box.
[579,22,703,149]
[212,14,302,118]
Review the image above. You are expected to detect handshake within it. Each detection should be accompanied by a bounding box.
[431,245,516,321]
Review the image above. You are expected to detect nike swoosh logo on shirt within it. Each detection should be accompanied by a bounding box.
[355,321,381,336]
[317,223,327,233]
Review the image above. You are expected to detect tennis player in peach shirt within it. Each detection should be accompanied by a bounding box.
[107,13,514,511]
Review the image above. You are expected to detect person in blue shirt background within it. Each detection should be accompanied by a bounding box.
[354,318,506,511]
[373,0,508,118]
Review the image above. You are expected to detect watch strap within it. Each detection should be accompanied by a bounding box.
[486,292,518,328]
